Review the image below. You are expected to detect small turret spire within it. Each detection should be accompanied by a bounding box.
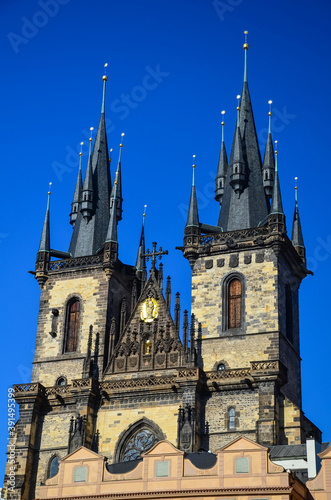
[136,205,147,279]
[215,110,228,205]
[70,142,84,227]
[38,183,52,253]
[105,172,118,243]
[229,95,246,197]
[81,128,95,222]
[262,101,275,200]
[186,156,199,228]
[270,141,284,215]
[243,31,248,83]
[101,63,108,114]
[291,177,305,260]
[110,133,124,221]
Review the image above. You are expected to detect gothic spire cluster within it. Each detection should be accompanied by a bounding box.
[185,32,305,260]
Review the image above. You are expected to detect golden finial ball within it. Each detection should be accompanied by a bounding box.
[221,121,225,126]
[103,75,108,81]
[79,152,83,156]
[237,106,240,111]
[268,111,272,116]
[243,43,249,50]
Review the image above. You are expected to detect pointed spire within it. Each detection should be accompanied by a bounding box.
[136,205,147,279]
[101,63,108,114]
[243,31,248,82]
[69,66,112,257]
[229,96,246,197]
[110,133,124,221]
[186,156,199,228]
[166,276,171,310]
[38,183,52,253]
[262,101,275,200]
[291,177,305,251]
[270,141,284,215]
[215,110,228,205]
[70,142,84,227]
[80,128,95,222]
[105,172,118,243]
[218,41,269,231]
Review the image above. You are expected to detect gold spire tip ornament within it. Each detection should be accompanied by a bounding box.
[268,100,272,116]
[143,204,147,217]
[274,140,278,154]
[243,30,248,50]
[192,154,196,168]
[103,62,108,81]
[236,95,241,108]
[48,181,52,195]
[89,127,94,141]
[79,142,84,156]
[295,176,298,189]
[120,132,125,147]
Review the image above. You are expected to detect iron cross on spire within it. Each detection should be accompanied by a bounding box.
[143,242,168,269]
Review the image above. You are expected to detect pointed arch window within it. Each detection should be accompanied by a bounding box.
[48,456,59,479]
[228,279,242,329]
[64,298,80,353]
[115,418,165,463]
[222,273,245,332]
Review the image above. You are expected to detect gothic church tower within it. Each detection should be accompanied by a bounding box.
[4,42,321,500]
[183,38,319,450]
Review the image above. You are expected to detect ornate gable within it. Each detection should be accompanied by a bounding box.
[106,267,194,374]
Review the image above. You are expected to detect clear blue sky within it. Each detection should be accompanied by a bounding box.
[1,0,330,479]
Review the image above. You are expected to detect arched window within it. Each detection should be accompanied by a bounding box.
[56,376,66,387]
[48,456,59,479]
[228,279,242,329]
[64,298,80,353]
[229,407,235,429]
[115,418,165,463]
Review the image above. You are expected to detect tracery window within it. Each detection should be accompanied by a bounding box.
[228,279,242,329]
[64,298,80,353]
[122,428,158,462]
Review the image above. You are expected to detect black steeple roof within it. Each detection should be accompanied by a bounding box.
[105,174,118,244]
[38,189,51,253]
[215,116,228,205]
[291,189,304,248]
[136,208,146,274]
[270,150,284,215]
[218,79,269,231]
[69,75,111,257]
[186,164,199,228]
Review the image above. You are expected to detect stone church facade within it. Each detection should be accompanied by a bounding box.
[3,41,323,500]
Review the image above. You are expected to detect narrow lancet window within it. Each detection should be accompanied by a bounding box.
[64,299,80,352]
[228,279,242,328]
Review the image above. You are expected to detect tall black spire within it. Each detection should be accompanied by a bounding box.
[262,101,275,200]
[38,184,51,253]
[185,157,199,228]
[80,132,95,222]
[69,65,112,257]
[136,205,147,280]
[110,133,124,222]
[270,142,284,215]
[215,111,228,205]
[218,35,269,231]
[291,179,305,262]
[70,142,84,227]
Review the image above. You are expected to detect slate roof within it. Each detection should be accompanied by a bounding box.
[69,85,111,257]
[218,80,269,231]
